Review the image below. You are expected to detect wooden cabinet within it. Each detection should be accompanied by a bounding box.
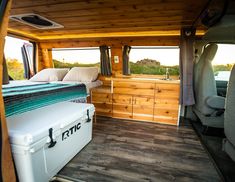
[112,94,132,119]
[91,87,112,117]
[154,83,180,125]
[112,80,155,121]
[91,79,180,125]
[132,96,154,121]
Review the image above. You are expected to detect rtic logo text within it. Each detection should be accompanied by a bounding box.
[62,122,81,141]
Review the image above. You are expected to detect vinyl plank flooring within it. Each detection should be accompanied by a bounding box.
[57,116,221,182]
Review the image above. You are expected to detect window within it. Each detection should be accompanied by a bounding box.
[4,36,33,80]
[213,44,235,81]
[52,47,101,69]
[129,46,179,78]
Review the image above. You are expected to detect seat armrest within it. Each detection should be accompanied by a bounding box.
[206,95,225,109]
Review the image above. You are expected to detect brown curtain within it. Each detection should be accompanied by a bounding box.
[179,27,196,106]
[99,45,112,76]
[122,45,131,75]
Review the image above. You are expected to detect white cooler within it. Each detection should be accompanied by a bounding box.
[6,102,95,182]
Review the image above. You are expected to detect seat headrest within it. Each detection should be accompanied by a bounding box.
[203,43,218,62]
[194,42,205,64]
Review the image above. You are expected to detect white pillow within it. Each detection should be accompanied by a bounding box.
[30,68,69,82]
[63,67,99,82]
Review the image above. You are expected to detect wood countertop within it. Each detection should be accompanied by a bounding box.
[104,77,180,84]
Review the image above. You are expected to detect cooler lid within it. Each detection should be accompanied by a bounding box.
[6,102,95,146]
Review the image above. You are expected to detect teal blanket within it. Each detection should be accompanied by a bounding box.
[3,83,87,117]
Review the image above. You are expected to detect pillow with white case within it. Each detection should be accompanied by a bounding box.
[30,68,69,82]
[63,67,99,82]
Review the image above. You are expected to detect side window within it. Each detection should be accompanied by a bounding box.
[4,36,33,80]
[52,47,102,70]
[129,46,180,79]
[213,44,235,81]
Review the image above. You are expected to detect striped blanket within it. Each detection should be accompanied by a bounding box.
[3,83,87,117]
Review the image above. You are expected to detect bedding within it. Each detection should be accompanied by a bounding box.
[3,83,87,117]
[62,67,99,82]
[30,68,69,82]
[2,80,103,94]
[52,80,102,94]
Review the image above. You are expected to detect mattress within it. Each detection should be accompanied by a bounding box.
[51,80,103,94]
[2,80,47,88]
[3,83,87,117]
[3,80,103,94]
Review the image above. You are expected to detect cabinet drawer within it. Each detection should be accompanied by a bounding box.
[112,94,132,104]
[113,104,132,119]
[154,107,179,118]
[153,116,178,125]
[113,81,155,96]
[92,92,112,103]
[134,96,154,106]
[93,103,112,117]
[114,81,155,89]
[155,98,179,108]
[155,84,180,98]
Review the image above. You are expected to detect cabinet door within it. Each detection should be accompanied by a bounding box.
[133,96,154,121]
[91,92,112,117]
[154,83,180,125]
[112,94,132,119]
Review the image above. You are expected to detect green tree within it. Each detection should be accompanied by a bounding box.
[6,58,25,80]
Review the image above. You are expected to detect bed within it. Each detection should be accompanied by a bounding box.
[2,67,103,117]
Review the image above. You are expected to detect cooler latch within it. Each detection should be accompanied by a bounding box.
[86,109,91,122]
[48,128,57,148]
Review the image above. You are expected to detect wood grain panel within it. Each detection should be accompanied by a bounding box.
[111,46,122,73]
[112,94,132,105]
[113,88,154,96]
[154,83,179,125]
[0,0,17,181]
[113,81,155,96]
[91,90,112,117]
[155,83,180,99]
[112,104,133,119]
[93,103,112,117]
[134,96,154,106]
[39,36,180,48]
[132,106,153,121]
[133,96,154,121]
[153,115,178,125]
[91,92,112,103]
[112,94,132,119]
[8,0,208,40]
[154,107,179,118]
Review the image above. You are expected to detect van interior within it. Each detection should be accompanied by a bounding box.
[1,0,235,181]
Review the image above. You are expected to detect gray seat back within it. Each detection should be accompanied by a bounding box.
[225,65,235,145]
[194,44,218,115]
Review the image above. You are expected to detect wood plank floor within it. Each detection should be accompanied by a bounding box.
[57,117,221,182]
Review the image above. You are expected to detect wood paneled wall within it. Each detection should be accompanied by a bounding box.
[38,36,180,73]
[0,0,16,181]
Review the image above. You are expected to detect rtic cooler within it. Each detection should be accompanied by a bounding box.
[6,102,95,182]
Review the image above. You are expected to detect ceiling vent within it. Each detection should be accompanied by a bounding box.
[10,13,64,29]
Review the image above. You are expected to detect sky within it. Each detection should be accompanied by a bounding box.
[4,36,235,66]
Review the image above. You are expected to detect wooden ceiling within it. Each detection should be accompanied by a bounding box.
[8,0,209,40]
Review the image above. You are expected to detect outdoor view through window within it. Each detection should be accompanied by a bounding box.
[129,46,179,77]
[4,36,30,80]
[212,44,235,81]
[52,48,101,70]
[3,37,235,81]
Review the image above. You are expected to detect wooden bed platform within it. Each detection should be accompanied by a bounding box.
[56,116,220,181]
